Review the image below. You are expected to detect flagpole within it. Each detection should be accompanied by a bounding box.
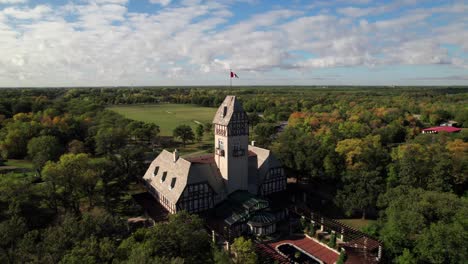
[230,68,232,88]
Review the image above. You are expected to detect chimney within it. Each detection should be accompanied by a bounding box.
[251,141,255,146]
[173,149,179,162]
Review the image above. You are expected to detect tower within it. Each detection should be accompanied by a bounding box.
[213,96,249,194]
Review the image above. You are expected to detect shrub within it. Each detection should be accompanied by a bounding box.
[337,250,347,264]
[328,232,337,248]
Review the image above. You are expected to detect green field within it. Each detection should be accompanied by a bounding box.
[108,104,217,136]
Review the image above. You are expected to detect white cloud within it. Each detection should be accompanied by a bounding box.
[1,5,51,20]
[150,0,172,6]
[0,0,466,86]
[0,0,27,4]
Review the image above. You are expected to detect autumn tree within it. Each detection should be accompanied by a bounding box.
[335,135,387,218]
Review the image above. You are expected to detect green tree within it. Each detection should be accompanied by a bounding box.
[196,124,204,142]
[42,153,97,214]
[335,135,387,218]
[94,127,128,155]
[173,125,194,147]
[67,139,86,154]
[396,249,416,264]
[231,237,257,264]
[213,245,232,264]
[253,123,275,147]
[115,211,213,264]
[247,112,260,130]
[379,187,467,262]
[414,221,467,264]
[27,135,63,172]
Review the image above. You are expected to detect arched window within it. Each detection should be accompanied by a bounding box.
[153,166,159,177]
[161,171,167,182]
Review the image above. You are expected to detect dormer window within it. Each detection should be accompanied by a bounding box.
[169,177,176,190]
[222,106,227,117]
[153,166,159,177]
[161,171,167,182]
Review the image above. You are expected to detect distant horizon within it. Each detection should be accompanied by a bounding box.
[0,0,467,86]
[2,84,468,89]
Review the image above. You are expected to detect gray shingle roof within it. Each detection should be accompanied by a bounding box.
[143,151,227,205]
[212,95,244,126]
[248,145,282,182]
[143,150,191,203]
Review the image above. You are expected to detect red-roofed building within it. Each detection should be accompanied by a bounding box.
[422,126,462,134]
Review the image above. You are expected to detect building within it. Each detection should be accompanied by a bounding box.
[421,126,461,134]
[142,96,287,235]
[440,120,459,127]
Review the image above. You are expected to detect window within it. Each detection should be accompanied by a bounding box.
[218,139,224,150]
[222,106,227,117]
[161,171,167,182]
[153,166,159,177]
[170,177,176,189]
[233,141,240,151]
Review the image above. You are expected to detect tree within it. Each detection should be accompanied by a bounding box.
[334,135,387,218]
[414,221,466,264]
[115,211,213,264]
[388,141,460,193]
[247,113,260,130]
[213,245,232,264]
[0,129,28,158]
[27,135,63,172]
[196,124,204,142]
[379,187,467,262]
[67,140,86,154]
[396,249,416,264]
[94,127,128,155]
[173,125,194,147]
[203,122,213,133]
[231,237,257,264]
[127,121,160,143]
[253,123,275,147]
[42,153,97,214]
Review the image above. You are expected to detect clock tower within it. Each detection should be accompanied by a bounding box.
[213,96,249,194]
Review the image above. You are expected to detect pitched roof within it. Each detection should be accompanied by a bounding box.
[143,150,191,203]
[249,145,282,182]
[143,151,227,205]
[212,95,245,126]
[422,126,462,133]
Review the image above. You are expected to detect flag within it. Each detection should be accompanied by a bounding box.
[230,71,239,78]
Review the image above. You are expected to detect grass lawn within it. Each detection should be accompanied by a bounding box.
[337,219,376,230]
[108,104,217,136]
[3,159,33,169]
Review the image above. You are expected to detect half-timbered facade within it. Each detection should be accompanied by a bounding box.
[142,95,287,216]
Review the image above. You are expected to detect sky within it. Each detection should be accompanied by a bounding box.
[0,0,467,87]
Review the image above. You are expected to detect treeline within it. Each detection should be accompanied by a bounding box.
[268,95,467,262]
[0,86,467,263]
[0,91,157,263]
[0,87,261,264]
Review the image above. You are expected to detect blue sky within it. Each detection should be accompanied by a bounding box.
[0,0,467,87]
